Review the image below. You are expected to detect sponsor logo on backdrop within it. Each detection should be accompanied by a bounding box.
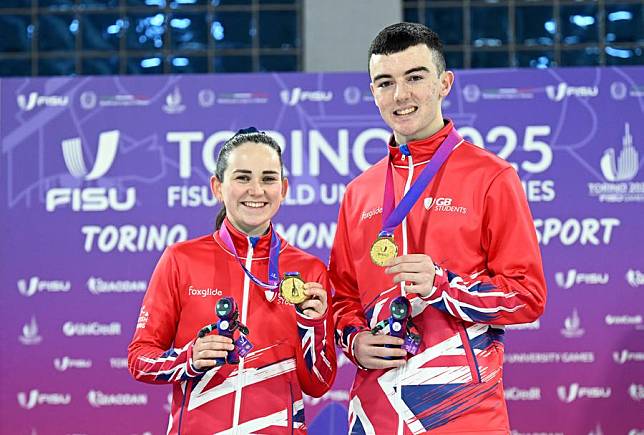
[80,91,97,109]
[504,387,541,401]
[629,384,644,401]
[561,308,585,338]
[280,88,333,106]
[215,92,269,105]
[188,286,223,298]
[462,84,480,103]
[17,390,71,409]
[19,316,42,345]
[342,87,373,105]
[80,91,151,109]
[545,82,598,102]
[198,89,215,107]
[137,306,150,329]
[505,320,540,330]
[557,383,611,403]
[475,87,536,101]
[54,357,93,371]
[613,350,644,364]
[47,130,137,213]
[17,277,71,296]
[162,86,186,114]
[87,390,148,407]
[588,424,604,435]
[87,277,147,294]
[62,321,121,337]
[628,430,644,435]
[588,123,644,203]
[17,92,69,111]
[605,314,643,329]
[110,357,128,369]
[554,269,609,289]
[610,81,644,99]
[504,352,594,364]
[534,217,620,246]
[423,197,467,215]
[627,269,644,287]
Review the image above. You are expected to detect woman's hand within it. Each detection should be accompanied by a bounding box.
[295,282,328,319]
[192,334,235,370]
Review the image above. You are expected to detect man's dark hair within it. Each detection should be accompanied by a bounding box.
[368,22,446,76]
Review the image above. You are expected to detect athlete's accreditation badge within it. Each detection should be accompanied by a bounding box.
[370,235,398,266]
[280,272,307,304]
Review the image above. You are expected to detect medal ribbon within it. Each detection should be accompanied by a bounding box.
[219,222,281,291]
[381,128,463,235]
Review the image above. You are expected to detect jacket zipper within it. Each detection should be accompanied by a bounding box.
[231,238,253,434]
[459,324,482,383]
[396,153,415,435]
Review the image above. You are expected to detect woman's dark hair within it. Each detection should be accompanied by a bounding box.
[214,127,284,230]
[368,22,446,76]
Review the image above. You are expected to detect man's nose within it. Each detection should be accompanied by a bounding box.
[394,82,411,102]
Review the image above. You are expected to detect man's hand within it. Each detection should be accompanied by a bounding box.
[353,331,407,369]
[384,254,436,297]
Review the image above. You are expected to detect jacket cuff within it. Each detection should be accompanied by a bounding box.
[347,328,370,371]
[420,265,448,300]
[295,306,328,326]
[185,340,206,377]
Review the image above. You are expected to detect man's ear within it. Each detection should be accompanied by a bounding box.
[439,70,455,98]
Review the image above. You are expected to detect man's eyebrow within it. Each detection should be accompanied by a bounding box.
[404,66,430,75]
[372,66,431,82]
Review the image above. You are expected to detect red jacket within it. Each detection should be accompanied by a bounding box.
[128,219,336,434]
[330,120,546,434]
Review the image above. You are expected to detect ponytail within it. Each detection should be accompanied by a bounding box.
[215,205,226,231]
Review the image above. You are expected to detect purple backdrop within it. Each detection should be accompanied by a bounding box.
[1,67,643,435]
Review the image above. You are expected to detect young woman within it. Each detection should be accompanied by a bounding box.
[128,128,336,434]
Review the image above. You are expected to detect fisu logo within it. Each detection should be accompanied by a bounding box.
[280,87,333,106]
[17,390,71,409]
[17,277,71,296]
[62,130,119,180]
[546,82,598,102]
[554,269,609,289]
[600,123,638,182]
[17,92,69,111]
[557,383,611,403]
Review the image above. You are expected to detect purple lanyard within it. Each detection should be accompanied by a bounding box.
[219,223,281,291]
[381,128,462,235]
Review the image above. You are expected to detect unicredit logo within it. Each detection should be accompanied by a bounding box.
[62,130,119,180]
[17,92,69,111]
[62,321,121,337]
[87,390,148,407]
[17,390,71,409]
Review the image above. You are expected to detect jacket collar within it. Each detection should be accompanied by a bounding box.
[215,218,278,259]
[387,119,454,166]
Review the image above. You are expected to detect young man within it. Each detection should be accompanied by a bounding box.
[329,22,547,434]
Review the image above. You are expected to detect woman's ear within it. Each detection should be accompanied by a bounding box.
[281,177,289,201]
[210,175,223,201]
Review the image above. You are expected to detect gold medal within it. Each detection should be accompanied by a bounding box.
[370,235,398,266]
[279,272,308,305]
